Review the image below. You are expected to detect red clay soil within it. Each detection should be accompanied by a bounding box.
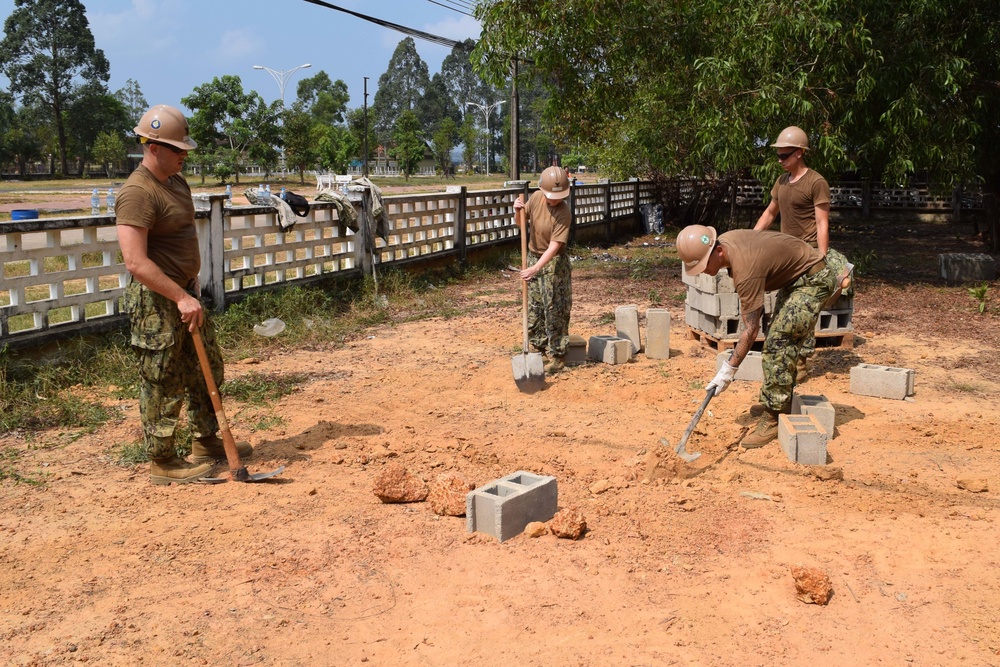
[1,215,999,666]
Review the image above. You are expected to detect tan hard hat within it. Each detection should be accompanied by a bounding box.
[134,104,197,151]
[770,126,809,150]
[539,165,571,200]
[676,225,718,276]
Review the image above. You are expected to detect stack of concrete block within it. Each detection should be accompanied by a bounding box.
[466,471,558,542]
[850,364,915,400]
[715,351,763,382]
[682,264,854,343]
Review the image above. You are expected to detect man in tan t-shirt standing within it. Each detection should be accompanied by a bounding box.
[513,166,573,374]
[116,104,251,485]
[753,125,851,381]
[677,225,835,448]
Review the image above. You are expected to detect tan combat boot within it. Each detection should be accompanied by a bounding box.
[544,357,565,374]
[796,357,809,384]
[191,435,254,464]
[741,409,780,449]
[150,456,213,485]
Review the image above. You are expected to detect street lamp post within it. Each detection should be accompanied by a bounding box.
[252,63,312,105]
[252,63,311,176]
[465,100,506,177]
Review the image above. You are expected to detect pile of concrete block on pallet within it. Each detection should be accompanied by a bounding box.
[681,264,854,348]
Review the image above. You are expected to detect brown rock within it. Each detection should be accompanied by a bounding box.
[550,506,587,540]
[812,466,844,482]
[372,463,428,503]
[642,440,682,482]
[956,477,989,493]
[427,472,473,516]
[523,521,548,538]
[790,565,833,605]
[589,479,612,494]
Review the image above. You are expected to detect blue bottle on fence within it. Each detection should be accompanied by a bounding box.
[106,188,115,215]
[91,189,100,215]
[225,184,233,207]
[258,183,266,205]
[280,187,286,201]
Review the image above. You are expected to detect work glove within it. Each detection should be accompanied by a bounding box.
[706,361,738,396]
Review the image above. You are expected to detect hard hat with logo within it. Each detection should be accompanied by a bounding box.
[676,225,718,276]
[539,165,571,200]
[770,126,809,150]
[134,104,197,151]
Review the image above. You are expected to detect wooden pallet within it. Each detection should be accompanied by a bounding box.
[688,327,854,351]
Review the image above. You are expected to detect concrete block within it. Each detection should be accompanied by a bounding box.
[615,304,642,353]
[778,414,828,465]
[939,253,997,283]
[791,392,835,438]
[684,303,699,328]
[850,364,915,400]
[587,335,632,364]
[718,293,740,318]
[466,471,558,542]
[716,351,763,382]
[816,309,853,334]
[682,265,734,294]
[687,286,720,316]
[763,290,778,315]
[698,311,741,339]
[565,334,587,366]
[645,308,671,359]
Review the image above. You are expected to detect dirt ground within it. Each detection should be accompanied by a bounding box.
[2,213,1000,666]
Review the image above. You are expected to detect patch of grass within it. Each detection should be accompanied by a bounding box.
[649,289,663,306]
[850,249,878,275]
[111,439,150,466]
[0,447,46,486]
[596,312,616,326]
[946,381,985,394]
[249,413,285,432]
[968,283,989,314]
[224,371,308,405]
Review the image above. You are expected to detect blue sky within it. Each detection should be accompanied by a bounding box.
[0,0,481,113]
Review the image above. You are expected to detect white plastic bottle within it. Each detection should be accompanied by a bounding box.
[90,188,100,215]
[280,187,287,200]
[225,184,233,208]
[258,183,266,204]
[106,188,116,215]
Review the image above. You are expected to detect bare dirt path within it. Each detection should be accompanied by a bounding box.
[2,220,1000,666]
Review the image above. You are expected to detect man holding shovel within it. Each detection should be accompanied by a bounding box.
[116,104,252,485]
[677,225,835,448]
[514,166,573,374]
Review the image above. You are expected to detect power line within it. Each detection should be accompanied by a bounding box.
[425,0,473,18]
[301,0,466,49]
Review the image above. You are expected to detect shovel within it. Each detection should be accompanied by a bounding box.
[511,207,545,392]
[190,326,285,483]
[659,387,715,462]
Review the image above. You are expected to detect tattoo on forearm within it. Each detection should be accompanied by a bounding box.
[730,307,763,366]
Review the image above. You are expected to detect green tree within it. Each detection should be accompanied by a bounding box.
[64,83,130,173]
[0,0,110,177]
[441,39,490,123]
[373,38,430,146]
[114,78,148,128]
[346,107,376,174]
[296,71,350,125]
[431,117,459,177]
[92,131,126,178]
[182,75,280,185]
[390,110,425,180]
[314,123,358,175]
[282,103,318,184]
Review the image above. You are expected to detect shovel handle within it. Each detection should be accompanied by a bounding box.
[517,207,530,350]
[676,387,715,452]
[190,327,247,479]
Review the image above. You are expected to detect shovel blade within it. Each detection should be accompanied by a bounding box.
[659,436,701,463]
[199,465,286,484]
[512,352,545,393]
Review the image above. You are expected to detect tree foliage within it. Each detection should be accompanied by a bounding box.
[0,0,110,176]
[372,38,430,146]
[182,75,280,184]
[390,110,425,180]
[114,79,148,129]
[92,131,126,178]
[295,71,350,125]
[474,0,1000,246]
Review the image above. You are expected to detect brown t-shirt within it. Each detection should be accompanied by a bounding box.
[769,169,830,247]
[525,190,571,255]
[719,229,823,313]
[115,165,200,286]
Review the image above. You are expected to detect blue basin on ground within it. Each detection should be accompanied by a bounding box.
[11,209,39,220]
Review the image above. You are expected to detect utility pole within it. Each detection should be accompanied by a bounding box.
[363,77,370,178]
[510,59,520,180]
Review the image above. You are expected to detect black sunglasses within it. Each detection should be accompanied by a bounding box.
[149,140,185,154]
[776,149,798,160]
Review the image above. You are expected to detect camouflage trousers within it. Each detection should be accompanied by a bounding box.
[800,247,850,359]
[527,252,572,358]
[123,280,223,460]
[760,265,835,413]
